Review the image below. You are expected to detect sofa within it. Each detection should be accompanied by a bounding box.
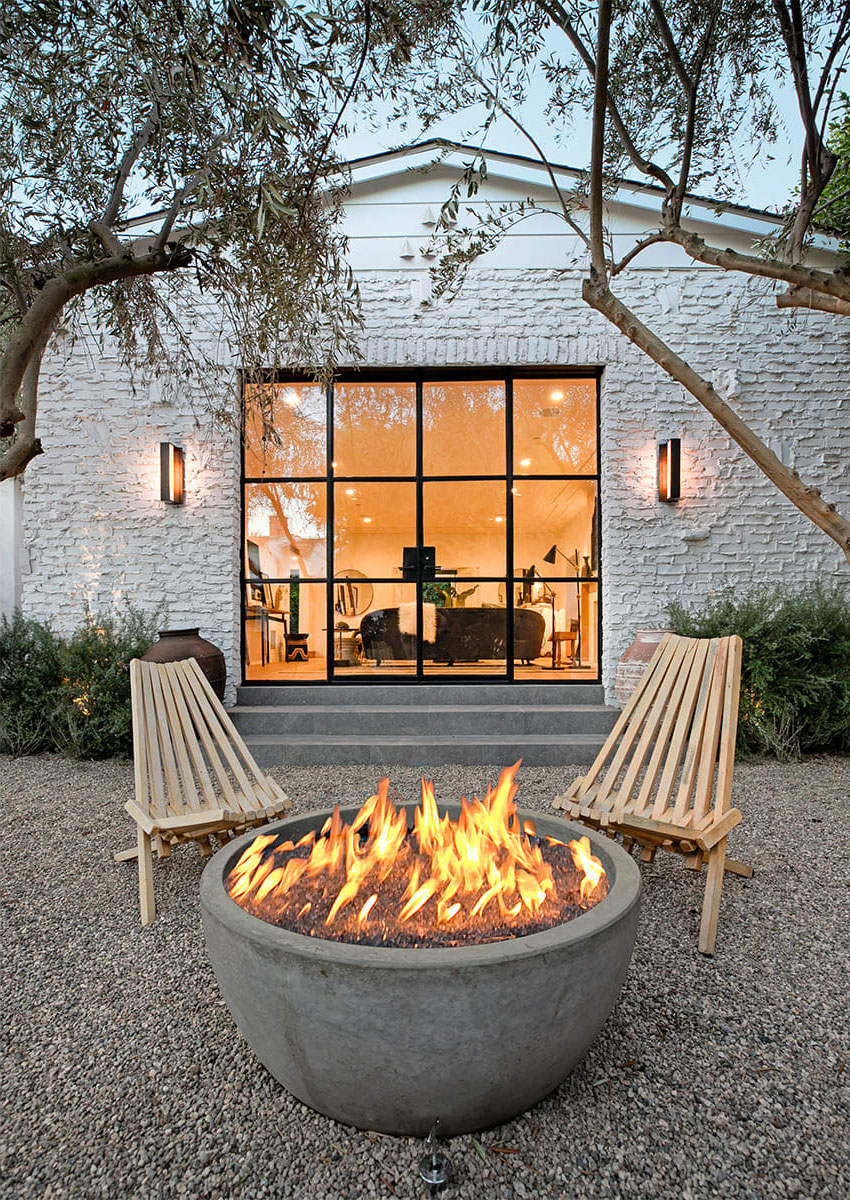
[359,606,546,666]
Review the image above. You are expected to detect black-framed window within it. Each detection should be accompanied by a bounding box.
[241,368,601,683]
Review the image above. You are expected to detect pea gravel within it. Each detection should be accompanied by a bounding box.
[1,753,848,1200]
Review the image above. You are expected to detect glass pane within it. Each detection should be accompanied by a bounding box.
[333,381,416,477]
[334,482,416,578]
[244,581,327,681]
[514,377,597,475]
[338,582,417,675]
[514,581,599,678]
[512,480,597,580]
[245,483,327,579]
[422,582,508,676]
[423,480,506,575]
[423,380,505,475]
[244,381,326,478]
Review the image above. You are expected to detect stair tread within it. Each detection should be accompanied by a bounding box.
[231,703,614,715]
[242,732,606,744]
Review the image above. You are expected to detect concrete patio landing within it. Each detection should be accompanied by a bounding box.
[1,753,848,1199]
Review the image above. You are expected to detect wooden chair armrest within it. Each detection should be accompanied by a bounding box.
[125,799,242,835]
[601,807,742,851]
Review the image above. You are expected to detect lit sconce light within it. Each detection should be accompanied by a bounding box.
[658,438,681,503]
[160,442,184,505]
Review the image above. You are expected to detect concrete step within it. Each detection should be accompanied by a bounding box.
[236,683,606,707]
[242,732,608,768]
[231,704,618,738]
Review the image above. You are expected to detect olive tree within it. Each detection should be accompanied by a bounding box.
[419,0,850,565]
[0,0,432,481]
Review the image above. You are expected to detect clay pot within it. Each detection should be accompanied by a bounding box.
[613,628,669,707]
[141,628,227,701]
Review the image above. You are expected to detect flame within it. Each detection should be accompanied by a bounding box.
[227,764,606,935]
[570,836,605,900]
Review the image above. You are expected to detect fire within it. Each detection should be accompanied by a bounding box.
[227,763,607,945]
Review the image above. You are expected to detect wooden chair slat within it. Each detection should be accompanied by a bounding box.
[183,658,281,803]
[120,657,291,925]
[139,662,168,819]
[610,636,695,819]
[689,639,729,824]
[155,663,202,812]
[147,664,187,816]
[650,638,712,820]
[633,639,702,816]
[552,632,747,955]
[672,639,720,823]
[594,636,683,802]
[571,633,676,801]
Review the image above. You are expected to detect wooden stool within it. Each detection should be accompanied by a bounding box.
[551,630,578,667]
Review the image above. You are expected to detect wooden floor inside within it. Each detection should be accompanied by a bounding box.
[244,656,599,682]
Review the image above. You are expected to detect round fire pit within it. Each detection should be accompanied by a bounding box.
[201,804,640,1137]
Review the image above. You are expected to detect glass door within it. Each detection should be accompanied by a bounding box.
[242,372,600,682]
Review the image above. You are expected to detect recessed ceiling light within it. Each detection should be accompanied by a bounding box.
[362,516,373,524]
[345,488,356,496]
[550,390,564,401]
[494,515,504,523]
[282,389,300,408]
[511,487,521,495]
[519,457,531,467]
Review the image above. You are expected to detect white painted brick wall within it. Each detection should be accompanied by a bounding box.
[20,266,850,702]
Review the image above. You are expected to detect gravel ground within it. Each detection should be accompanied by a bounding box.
[1,753,848,1200]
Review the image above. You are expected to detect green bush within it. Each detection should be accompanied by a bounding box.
[0,603,164,759]
[53,605,166,759]
[668,581,850,759]
[0,610,64,754]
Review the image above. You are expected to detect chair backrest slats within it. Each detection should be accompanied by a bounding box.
[130,657,284,818]
[156,665,202,812]
[649,637,711,819]
[611,635,695,818]
[633,637,701,816]
[182,658,281,805]
[573,632,742,829]
[671,639,719,822]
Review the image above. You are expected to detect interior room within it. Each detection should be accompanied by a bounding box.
[242,374,599,682]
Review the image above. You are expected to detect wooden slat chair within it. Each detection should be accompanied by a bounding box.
[554,633,751,954]
[115,657,290,925]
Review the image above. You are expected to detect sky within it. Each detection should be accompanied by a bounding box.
[339,56,806,215]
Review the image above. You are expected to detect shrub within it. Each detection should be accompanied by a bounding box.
[668,581,850,759]
[0,610,64,754]
[54,604,166,760]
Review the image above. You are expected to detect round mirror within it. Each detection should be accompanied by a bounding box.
[334,569,374,617]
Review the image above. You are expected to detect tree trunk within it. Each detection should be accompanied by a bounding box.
[582,276,850,566]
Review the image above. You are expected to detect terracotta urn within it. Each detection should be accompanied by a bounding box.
[141,628,227,701]
[613,628,669,707]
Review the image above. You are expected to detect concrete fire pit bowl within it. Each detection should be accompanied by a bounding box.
[200,805,641,1137]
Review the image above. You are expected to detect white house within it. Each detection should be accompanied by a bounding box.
[2,141,848,760]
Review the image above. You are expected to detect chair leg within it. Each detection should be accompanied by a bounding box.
[698,836,727,955]
[138,829,156,926]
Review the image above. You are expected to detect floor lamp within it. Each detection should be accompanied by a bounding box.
[542,544,582,667]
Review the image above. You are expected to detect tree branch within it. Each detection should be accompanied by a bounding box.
[465,68,591,248]
[534,0,676,194]
[101,102,161,229]
[582,274,850,564]
[776,285,850,316]
[0,318,57,481]
[0,245,192,437]
[589,0,612,280]
[666,223,850,301]
[611,231,668,275]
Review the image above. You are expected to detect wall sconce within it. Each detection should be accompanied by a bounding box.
[160,442,184,505]
[658,438,681,503]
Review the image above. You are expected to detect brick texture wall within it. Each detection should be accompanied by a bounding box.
[21,266,850,701]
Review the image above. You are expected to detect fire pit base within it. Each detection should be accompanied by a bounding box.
[201,806,640,1137]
